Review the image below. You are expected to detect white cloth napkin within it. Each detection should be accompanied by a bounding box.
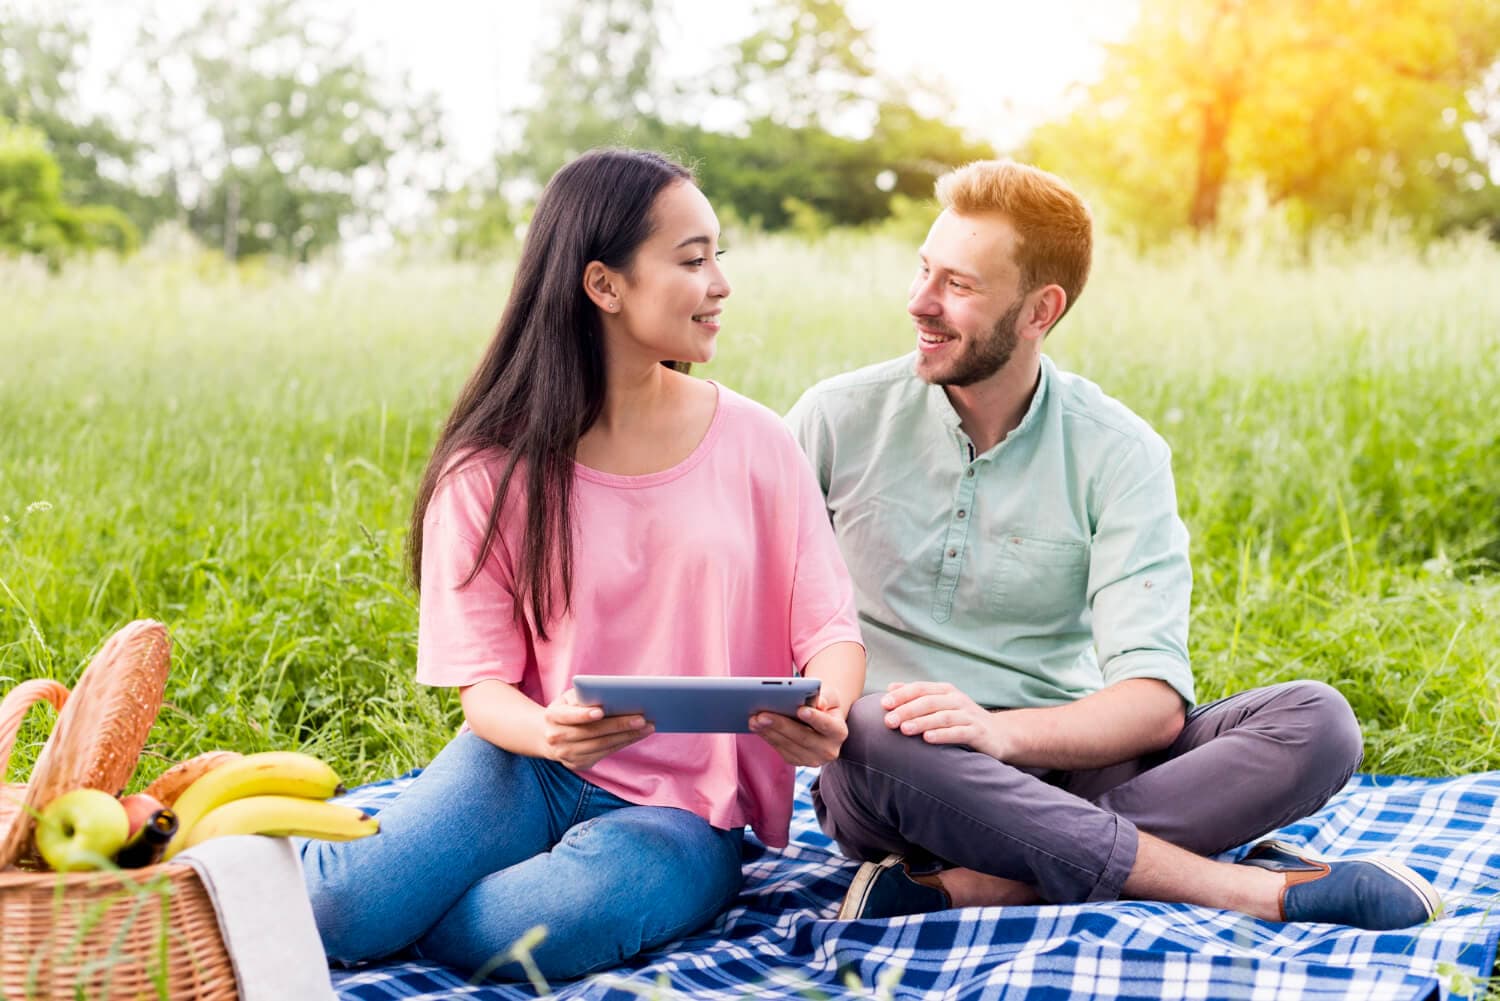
[177,836,338,1001]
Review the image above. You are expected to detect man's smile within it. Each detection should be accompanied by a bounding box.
[916,323,958,352]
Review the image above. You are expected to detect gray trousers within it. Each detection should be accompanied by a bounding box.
[813,681,1364,904]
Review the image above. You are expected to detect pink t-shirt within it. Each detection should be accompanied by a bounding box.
[414,383,862,847]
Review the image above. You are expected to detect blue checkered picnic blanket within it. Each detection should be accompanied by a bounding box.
[327,769,1500,1001]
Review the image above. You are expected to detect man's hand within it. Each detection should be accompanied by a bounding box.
[541,688,654,771]
[750,691,848,767]
[882,681,1008,759]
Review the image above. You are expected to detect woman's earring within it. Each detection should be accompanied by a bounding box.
[607,302,619,312]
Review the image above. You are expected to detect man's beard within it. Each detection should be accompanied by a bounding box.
[921,297,1024,388]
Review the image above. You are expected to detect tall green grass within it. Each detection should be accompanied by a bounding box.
[1,231,1496,786]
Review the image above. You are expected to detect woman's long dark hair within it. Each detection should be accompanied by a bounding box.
[407,148,694,640]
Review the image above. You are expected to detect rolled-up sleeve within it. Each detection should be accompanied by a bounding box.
[1087,439,1195,707]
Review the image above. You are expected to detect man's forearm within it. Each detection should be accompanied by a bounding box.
[986,678,1186,771]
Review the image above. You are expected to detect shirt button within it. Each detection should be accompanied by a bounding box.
[946,548,957,558]
[965,468,975,478]
[956,510,967,519]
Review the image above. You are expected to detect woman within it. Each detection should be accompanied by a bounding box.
[301,148,865,981]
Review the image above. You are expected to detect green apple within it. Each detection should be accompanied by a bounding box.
[34,788,130,872]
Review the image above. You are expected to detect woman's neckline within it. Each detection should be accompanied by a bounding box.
[572,380,725,488]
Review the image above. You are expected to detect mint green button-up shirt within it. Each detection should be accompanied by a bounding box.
[786,353,1195,710]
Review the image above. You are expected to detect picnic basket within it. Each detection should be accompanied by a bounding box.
[0,620,238,1000]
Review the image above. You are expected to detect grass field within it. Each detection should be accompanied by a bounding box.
[1,230,1497,790]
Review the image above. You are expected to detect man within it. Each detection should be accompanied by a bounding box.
[784,160,1439,929]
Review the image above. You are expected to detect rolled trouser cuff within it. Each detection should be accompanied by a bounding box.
[1088,813,1138,902]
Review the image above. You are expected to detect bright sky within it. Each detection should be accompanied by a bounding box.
[40,0,1139,166]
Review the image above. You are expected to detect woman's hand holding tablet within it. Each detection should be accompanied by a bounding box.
[748,688,850,767]
[541,687,655,770]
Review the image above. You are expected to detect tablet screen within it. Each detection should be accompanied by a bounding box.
[571,675,821,733]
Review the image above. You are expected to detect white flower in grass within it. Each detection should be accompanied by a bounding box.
[26,501,52,514]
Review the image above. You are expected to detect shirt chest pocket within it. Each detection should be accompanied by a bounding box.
[988,535,1091,628]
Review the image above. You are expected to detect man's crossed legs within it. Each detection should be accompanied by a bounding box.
[814,681,1441,929]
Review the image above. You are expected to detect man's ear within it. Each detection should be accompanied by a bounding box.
[582,261,622,313]
[1024,285,1068,340]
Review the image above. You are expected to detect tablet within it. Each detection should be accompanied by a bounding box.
[571,675,821,734]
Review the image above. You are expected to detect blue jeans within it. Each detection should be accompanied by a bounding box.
[299,731,745,981]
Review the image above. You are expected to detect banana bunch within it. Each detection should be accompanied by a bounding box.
[159,750,379,860]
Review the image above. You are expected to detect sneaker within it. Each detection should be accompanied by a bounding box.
[1238,839,1442,930]
[837,853,952,921]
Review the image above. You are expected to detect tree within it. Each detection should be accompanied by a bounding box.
[0,118,138,269]
[0,7,174,235]
[660,118,878,229]
[672,0,992,231]
[717,0,881,133]
[475,0,992,246]
[1026,0,1500,240]
[650,109,990,233]
[868,100,996,201]
[502,0,668,186]
[136,0,444,261]
[433,179,520,260]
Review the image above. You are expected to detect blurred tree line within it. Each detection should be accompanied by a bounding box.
[439,0,994,254]
[1,0,1498,268]
[1027,0,1500,242]
[0,0,444,264]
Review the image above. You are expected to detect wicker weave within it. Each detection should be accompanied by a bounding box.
[0,621,239,1000]
[0,866,238,1000]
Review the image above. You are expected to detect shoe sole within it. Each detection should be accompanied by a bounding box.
[1255,839,1444,921]
[837,852,905,921]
